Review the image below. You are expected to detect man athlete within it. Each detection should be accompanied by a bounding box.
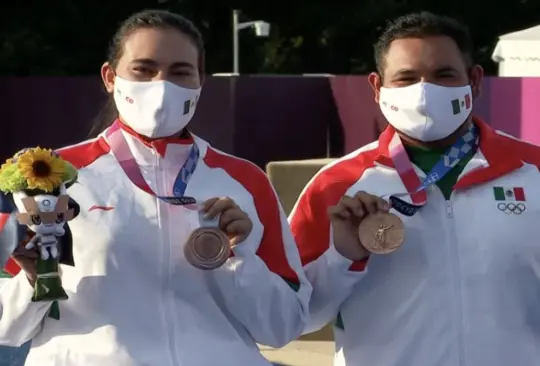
[290,11,540,366]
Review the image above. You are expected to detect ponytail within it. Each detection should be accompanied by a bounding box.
[88,96,118,138]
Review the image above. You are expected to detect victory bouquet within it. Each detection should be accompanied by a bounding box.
[0,147,79,305]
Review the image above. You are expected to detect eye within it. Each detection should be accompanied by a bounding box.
[435,69,457,78]
[55,213,64,223]
[393,77,418,86]
[133,66,152,74]
[31,215,41,225]
[171,70,192,76]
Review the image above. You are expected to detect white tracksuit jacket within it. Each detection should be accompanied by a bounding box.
[290,118,540,366]
[0,125,311,366]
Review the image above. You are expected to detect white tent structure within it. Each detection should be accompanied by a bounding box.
[492,25,540,76]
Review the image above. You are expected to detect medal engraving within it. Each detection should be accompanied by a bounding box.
[358,212,405,254]
[184,227,230,270]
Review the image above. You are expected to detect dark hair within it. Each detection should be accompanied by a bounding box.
[374,12,474,74]
[89,9,205,138]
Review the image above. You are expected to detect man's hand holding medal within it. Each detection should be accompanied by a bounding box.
[328,191,405,260]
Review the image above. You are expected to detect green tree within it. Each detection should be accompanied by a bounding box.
[2,0,540,76]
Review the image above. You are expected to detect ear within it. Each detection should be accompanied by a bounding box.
[16,212,31,226]
[68,198,81,219]
[469,64,484,99]
[55,195,69,213]
[368,72,382,104]
[20,196,39,214]
[12,191,28,213]
[59,184,68,196]
[101,62,116,93]
[63,208,75,222]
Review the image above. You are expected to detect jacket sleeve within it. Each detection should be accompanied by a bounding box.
[0,269,52,347]
[209,176,312,348]
[289,173,369,334]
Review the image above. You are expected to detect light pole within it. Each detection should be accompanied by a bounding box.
[232,9,271,74]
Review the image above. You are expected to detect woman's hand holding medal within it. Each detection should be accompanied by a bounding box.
[328,191,405,260]
[201,197,253,246]
[184,197,253,270]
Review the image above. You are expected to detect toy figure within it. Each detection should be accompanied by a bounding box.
[0,147,79,305]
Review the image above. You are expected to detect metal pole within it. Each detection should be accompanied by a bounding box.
[232,9,239,74]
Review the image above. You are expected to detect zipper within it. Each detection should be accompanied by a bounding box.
[444,193,466,366]
[445,201,454,218]
[155,152,181,366]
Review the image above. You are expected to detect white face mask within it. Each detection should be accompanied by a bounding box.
[379,82,473,142]
[113,76,201,138]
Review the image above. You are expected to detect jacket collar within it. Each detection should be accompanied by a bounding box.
[118,120,193,157]
[374,117,524,189]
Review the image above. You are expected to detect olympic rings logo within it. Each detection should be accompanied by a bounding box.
[497,202,526,215]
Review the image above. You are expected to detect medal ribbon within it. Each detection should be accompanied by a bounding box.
[106,121,198,205]
[388,124,479,216]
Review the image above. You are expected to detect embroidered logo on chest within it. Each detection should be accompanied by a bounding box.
[493,186,526,215]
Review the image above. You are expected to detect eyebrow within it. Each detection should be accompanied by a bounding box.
[131,58,196,69]
[394,69,416,76]
[434,66,458,73]
[393,65,458,77]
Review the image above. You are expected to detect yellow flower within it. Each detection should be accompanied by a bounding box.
[16,147,66,192]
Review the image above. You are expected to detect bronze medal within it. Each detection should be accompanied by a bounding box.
[184,227,231,270]
[358,212,405,254]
